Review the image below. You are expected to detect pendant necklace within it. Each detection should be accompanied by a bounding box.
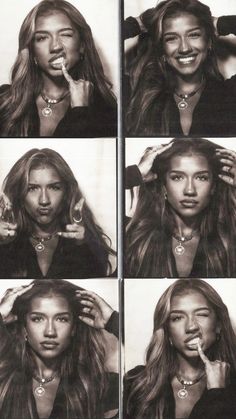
[31,233,57,252]
[176,372,205,399]
[34,373,57,397]
[174,78,205,110]
[41,91,69,117]
[172,232,194,256]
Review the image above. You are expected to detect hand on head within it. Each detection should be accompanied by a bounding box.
[0,283,34,324]
[76,290,114,329]
[217,148,236,187]
[138,142,173,183]
[62,62,93,108]
[197,340,230,389]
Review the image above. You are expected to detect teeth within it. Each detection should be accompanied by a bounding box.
[178,56,195,64]
[188,337,200,345]
[52,57,64,65]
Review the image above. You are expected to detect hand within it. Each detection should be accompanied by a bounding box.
[57,198,85,241]
[212,16,219,34]
[0,283,34,323]
[76,290,114,329]
[216,148,236,187]
[138,142,173,182]
[0,194,17,243]
[62,63,93,108]
[197,341,230,389]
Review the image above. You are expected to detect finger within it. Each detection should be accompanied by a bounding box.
[221,166,232,173]
[218,174,234,185]
[64,224,83,232]
[81,306,95,316]
[197,341,210,364]
[57,231,83,239]
[78,315,95,327]
[61,63,74,84]
[216,149,236,159]
[79,299,94,308]
[219,158,234,166]
[5,230,16,238]
[74,197,85,212]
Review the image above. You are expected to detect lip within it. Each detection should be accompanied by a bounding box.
[49,54,66,69]
[41,341,59,349]
[180,199,198,207]
[176,54,197,65]
[184,334,201,344]
[38,208,52,215]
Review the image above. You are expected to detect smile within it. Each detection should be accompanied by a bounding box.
[49,56,65,68]
[176,55,197,65]
[185,334,202,349]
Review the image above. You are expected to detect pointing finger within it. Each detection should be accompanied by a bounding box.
[197,341,209,364]
[62,63,73,83]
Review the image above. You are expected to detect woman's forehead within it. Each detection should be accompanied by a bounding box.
[28,294,71,313]
[168,153,210,170]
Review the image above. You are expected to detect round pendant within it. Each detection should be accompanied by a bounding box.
[175,244,185,255]
[178,388,188,399]
[178,99,188,110]
[35,386,45,397]
[35,242,45,252]
[42,106,52,117]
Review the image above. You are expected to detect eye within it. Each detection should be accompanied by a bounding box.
[60,32,73,38]
[170,174,184,181]
[27,185,39,192]
[49,184,62,191]
[170,315,183,322]
[56,316,70,322]
[196,175,209,181]
[164,35,178,43]
[31,315,44,322]
[196,312,209,317]
[34,35,48,42]
[188,31,201,39]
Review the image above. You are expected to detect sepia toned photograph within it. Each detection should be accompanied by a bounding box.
[123,278,236,419]
[0,138,116,279]
[124,0,236,137]
[125,137,236,277]
[0,278,119,419]
[0,0,118,137]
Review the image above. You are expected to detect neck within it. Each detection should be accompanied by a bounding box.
[41,72,68,97]
[171,211,200,236]
[31,351,60,379]
[31,221,60,237]
[175,71,204,94]
[176,353,205,379]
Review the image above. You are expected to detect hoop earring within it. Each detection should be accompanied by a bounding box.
[169,338,173,346]
[34,57,38,66]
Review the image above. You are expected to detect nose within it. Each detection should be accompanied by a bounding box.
[179,36,192,54]
[50,34,63,53]
[44,320,57,338]
[184,178,197,196]
[39,188,50,206]
[185,315,200,334]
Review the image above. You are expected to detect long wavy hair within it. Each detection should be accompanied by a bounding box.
[0,279,110,419]
[0,0,116,136]
[126,138,236,277]
[126,0,223,135]
[2,148,115,275]
[125,279,236,419]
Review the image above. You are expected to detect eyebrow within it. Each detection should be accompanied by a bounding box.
[170,307,211,314]
[34,27,74,35]
[168,170,210,174]
[163,27,202,36]
[29,311,71,315]
[28,181,63,186]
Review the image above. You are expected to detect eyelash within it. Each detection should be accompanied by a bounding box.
[30,316,70,322]
[170,175,209,181]
[165,32,201,43]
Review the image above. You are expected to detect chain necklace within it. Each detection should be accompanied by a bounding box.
[31,233,58,252]
[34,373,57,397]
[172,232,194,256]
[176,372,206,399]
[41,91,69,117]
[174,79,205,110]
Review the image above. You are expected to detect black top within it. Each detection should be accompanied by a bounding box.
[0,234,107,279]
[0,85,117,137]
[124,15,236,137]
[124,365,236,419]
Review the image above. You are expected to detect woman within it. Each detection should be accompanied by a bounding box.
[124,0,236,136]
[0,148,115,278]
[125,138,236,277]
[124,278,236,419]
[0,0,117,137]
[0,279,119,419]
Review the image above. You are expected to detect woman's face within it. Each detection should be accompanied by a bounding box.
[33,11,81,77]
[164,153,214,219]
[168,290,219,358]
[162,12,209,78]
[24,165,65,228]
[25,294,74,360]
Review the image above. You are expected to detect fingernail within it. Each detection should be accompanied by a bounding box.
[57,232,62,236]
